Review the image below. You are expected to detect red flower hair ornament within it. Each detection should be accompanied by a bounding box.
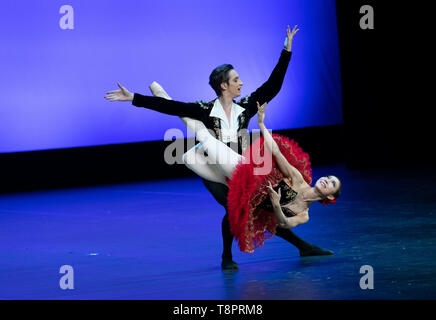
[322,198,337,206]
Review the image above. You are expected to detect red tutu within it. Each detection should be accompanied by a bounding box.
[227,134,312,253]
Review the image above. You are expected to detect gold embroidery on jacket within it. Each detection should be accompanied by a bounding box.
[212,117,221,140]
[237,113,248,153]
[196,100,209,110]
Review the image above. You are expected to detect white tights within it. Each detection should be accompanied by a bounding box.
[149,82,244,186]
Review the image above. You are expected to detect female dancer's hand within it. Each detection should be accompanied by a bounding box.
[104,83,134,101]
[257,101,267,124]
[267,181,281,207]
[285,25,299,52]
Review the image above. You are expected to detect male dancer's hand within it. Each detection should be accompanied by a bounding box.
[285,25,299,52]
[104,83,134,101]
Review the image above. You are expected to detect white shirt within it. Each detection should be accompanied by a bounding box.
[209,99,245,143]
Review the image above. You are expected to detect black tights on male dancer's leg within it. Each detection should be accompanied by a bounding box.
[201,179,237,269]
[202,179,334,270]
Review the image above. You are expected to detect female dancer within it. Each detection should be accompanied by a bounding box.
[227,102,341,252]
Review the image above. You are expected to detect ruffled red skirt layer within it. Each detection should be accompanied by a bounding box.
[227,134,312,253]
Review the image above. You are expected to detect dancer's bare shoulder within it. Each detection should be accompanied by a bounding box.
[283,176,310,191]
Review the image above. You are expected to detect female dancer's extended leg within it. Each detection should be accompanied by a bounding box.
[182,145,228,185]
[149,81,242,185]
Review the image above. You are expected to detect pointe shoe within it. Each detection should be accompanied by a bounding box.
[149,81,172,100]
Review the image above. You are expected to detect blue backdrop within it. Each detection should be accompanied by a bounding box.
[0,0,342,153]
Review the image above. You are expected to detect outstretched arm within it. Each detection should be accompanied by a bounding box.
[242,25,299,118]
[104,83,205,120]
[257,102,305,186]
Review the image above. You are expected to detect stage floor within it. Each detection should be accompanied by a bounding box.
[1,164,435,299]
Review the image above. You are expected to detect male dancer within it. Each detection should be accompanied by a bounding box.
[105,25,333,270]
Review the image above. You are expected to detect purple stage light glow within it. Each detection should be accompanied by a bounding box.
[0,0,342,153]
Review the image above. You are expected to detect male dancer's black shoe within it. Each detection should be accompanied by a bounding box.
[299,244,334,257]
[274,228,334,257]
[221,257,239,270]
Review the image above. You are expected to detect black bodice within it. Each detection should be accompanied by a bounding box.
[258,180,298,217]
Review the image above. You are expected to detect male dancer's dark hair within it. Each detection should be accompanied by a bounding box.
[209,64,234,96]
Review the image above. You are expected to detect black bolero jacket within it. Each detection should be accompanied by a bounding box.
[131,49,292,154]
